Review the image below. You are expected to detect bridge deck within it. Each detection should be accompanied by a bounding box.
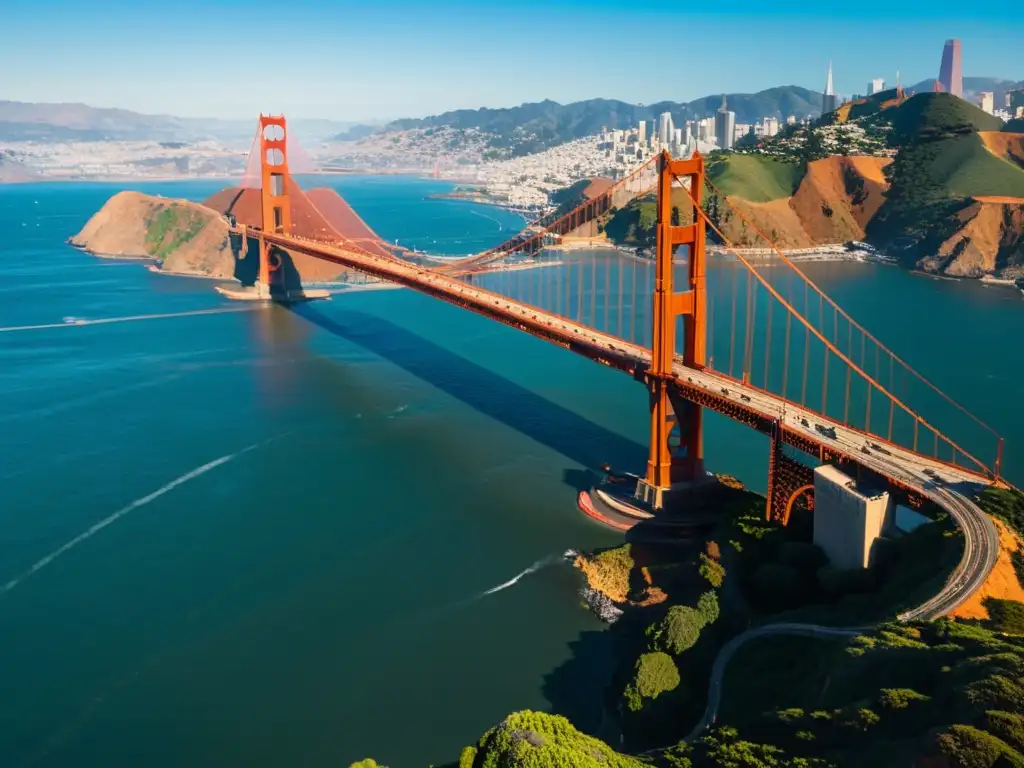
[258,230,998,620]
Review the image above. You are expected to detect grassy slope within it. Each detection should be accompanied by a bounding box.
[705,154,805,203]
[867,93,1024,253]
[928,132,1024,199]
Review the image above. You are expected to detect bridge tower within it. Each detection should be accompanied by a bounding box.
[635,151,709,510]
[257,114,293,298]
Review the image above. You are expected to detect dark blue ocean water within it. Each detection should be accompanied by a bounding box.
[1,175,1022,767]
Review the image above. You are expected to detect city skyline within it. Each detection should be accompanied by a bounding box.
[2,0,1023,121]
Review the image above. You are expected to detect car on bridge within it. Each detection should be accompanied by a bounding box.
[815,423,837,440]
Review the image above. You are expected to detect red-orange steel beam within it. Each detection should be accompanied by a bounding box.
[704,175,1001,444]
[643,152,706,499]
[679,182,993,477]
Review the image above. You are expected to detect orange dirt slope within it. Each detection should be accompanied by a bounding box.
[979,131,1024,168]
[949,518,1024,620]
[204,181,395,282]
[714,156,891,248]
[919,199,1024,277]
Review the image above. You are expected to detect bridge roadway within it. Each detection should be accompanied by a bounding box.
[261,231,1000,618]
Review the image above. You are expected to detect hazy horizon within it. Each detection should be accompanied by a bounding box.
[4,0,1023,123]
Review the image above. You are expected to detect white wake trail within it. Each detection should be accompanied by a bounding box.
[478,554,563,598]
[1,444,260,596]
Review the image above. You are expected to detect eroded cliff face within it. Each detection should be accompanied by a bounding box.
[71,191,235,278]
[918,199,1024,278]
[711,156,891,248]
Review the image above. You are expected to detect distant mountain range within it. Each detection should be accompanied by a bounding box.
[333,86,826,154]
[0,101,363,145]
[905,77,1024,105]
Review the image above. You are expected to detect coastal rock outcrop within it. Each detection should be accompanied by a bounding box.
[918,198,1024,278]
[71,191,235,278]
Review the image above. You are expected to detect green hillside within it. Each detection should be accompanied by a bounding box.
[867,93,1024,253]
[705,154,805,203]
[927,132,1024,198]
[886,92,1004,142]
[1006,118,1024,133]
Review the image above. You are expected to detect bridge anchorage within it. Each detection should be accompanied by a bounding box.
[231,115,1005,596]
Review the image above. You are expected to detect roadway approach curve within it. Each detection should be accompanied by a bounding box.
[261,233,1001,720]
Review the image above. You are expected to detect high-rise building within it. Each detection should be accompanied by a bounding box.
[762,116,779,137]
[868,78,885,95]
[939,39,963,98]
[657,112,674,145]
[673,127,683,149]
[822,61,838,114]
[714,95,736,150]
[637,120,647,146]
[979,92,995,114]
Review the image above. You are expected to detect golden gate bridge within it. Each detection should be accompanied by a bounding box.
[218,114,1007,615]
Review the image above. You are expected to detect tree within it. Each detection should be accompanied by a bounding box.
[984,598,1024,634]
[697,591,720,626]
[699,553,726,587]
[937,725,1024,768]
[473,711,646,768]
[624,652,680,710]
[649,606,705,655]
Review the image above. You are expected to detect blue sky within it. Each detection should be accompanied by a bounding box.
[4,0,1022,122]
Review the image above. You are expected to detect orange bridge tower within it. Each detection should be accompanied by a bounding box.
[634,151,710,510]
[257,114,293,297]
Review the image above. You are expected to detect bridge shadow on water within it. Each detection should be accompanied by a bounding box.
[288,305,646,481]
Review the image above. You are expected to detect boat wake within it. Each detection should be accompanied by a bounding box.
[1,442,263,596]
[476,553,568,599]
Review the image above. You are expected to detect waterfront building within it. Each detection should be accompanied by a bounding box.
[939,39,963,98]
[714,95,735,150]
[822,61,838,114]
[868,78,885,95]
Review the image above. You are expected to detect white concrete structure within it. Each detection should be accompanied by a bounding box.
[658,112,674,145]
[869,78,885,95]
[715,95,735,150]
[812,465,892,570]
[979,92,995,115]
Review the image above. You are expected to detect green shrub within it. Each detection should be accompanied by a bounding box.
[987,712,1024,754]
[936,724,1024,768]
[474,711,645,768]
[697,591,720,626]
[985,598,1024,634]
[878,688,931,709]
[458,746,477,768]
[699,553,726,587]
[649,606,705,655]
[625,652,680,709]
[349,760,383,768]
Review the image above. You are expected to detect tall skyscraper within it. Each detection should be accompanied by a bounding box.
[939,39,963,98]
[868,78,885,95]
[657,112,674,145]
[714,95,736,150]
[822,61,838,114]
[979,92,995,114]
[637,120,647,146]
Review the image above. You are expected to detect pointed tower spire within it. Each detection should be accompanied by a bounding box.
[720,93,728,112]
[825,61,834,96]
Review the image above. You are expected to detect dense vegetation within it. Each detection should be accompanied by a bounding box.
[712,620,1024,767]
[347,87,823,156]
[866,93,1024,257]
[351,483,1024,768]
